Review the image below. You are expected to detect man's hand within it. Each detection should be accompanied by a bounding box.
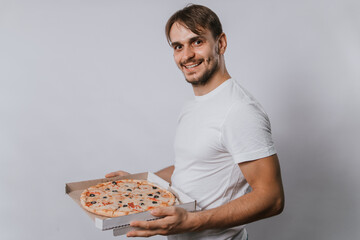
[105,170,130,178]
[127,207,196,237]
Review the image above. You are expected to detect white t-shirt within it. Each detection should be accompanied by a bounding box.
[168,78,276,240]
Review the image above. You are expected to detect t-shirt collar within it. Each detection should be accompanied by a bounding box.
[194,78,232,101]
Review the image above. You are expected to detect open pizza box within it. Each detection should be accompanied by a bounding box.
[65,172,197,236]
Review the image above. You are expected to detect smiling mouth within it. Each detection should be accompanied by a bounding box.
[183,61,203,70]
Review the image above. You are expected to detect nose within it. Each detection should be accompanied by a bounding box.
[181,46,195,63]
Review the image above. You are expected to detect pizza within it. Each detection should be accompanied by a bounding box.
[80,179,176,217]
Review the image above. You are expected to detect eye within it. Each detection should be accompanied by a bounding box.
[174,45,182,51]
[194,40,203,46]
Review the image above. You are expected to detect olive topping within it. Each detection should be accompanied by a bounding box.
[105,188,110,191]
[140,199,144,201]
[119,201,122,203]
[152,186,157,189]
[152,201,157,204]
[139,194,143,196]
[154,195,159,198]
[89,194,95,197]
[127,189,132,191]
[112,181,117,185]
[103,196,107,199]
[156,191,161,195]
[91,201,97,204]
[123,204,128,207]
[125,194,129,197]
[140,203,145,205]
[148,194,153,196]
[112,190,118,192]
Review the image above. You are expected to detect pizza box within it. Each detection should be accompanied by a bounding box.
[65,172,197,236]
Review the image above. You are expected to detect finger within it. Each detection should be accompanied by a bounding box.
[105,172,117,178]
[130,220,156,230]
[127,229,167,237]
[130,218,168,230]
[105,170,129,178]
[150,206,176,217]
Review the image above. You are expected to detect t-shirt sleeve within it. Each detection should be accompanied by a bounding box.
[220,101,276,163]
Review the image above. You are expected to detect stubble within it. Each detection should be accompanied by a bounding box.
[184,57,219,86]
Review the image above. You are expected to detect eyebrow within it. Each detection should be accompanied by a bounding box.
[171,36,205,48]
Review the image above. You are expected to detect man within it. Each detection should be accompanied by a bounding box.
[106,4,284,239]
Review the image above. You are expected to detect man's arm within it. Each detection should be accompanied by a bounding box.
[192,154,284,229]
[127,154,284,237]
[155,165,174,183]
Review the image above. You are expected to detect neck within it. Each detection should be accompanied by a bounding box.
[192,64,231,96]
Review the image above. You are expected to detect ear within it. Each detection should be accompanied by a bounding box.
[217,33,227,55]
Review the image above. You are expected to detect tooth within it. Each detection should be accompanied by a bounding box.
[186,63,199,69]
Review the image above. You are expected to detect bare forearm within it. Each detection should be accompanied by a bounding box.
[155,165,174,183]
[190,188,284,231]
[187,154,285,231]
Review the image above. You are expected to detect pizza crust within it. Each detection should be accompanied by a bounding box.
[80,179,176,217]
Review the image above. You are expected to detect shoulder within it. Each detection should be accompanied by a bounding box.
[220,84,272,139]
[223,96,270,131]
[226,79,259,104]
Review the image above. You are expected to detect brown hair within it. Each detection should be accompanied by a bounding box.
[165,4,223,45]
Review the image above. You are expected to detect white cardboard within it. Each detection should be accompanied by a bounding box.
[65,172,197,236]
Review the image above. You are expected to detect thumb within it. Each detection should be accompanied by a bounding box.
[105,170,130,178]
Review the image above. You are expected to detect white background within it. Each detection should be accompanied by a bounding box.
[1,0,359,239]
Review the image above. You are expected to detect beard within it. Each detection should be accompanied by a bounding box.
[184,57,219,86]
